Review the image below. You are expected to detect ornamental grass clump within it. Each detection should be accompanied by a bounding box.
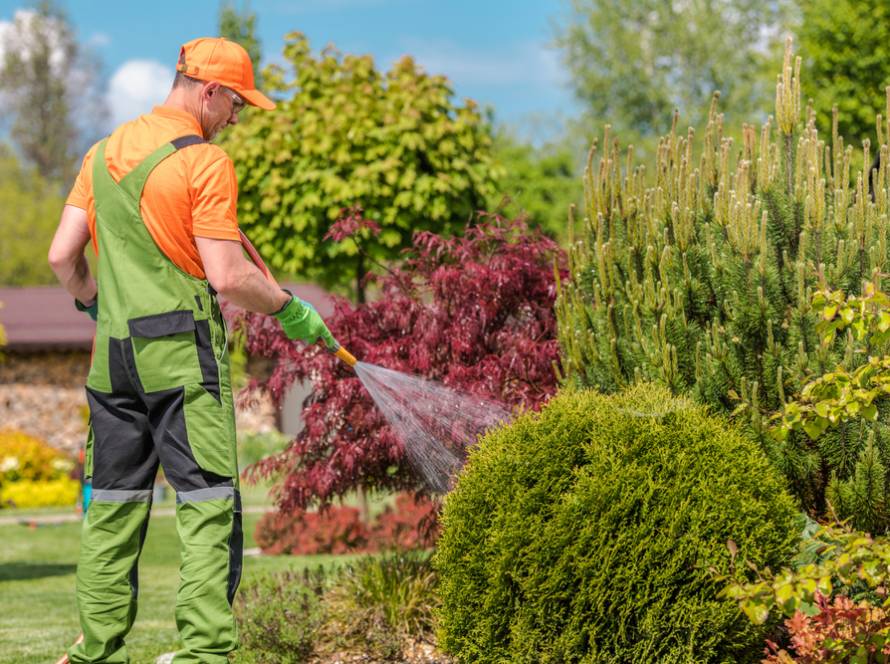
[435,383,801,663]
[557,37,890,525]
[236,553,444,662]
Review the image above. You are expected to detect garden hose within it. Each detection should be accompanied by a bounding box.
[238,230,358,368]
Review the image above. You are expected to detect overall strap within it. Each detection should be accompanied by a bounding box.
[116,134,206,202]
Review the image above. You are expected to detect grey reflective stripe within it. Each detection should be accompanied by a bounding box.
[91,489,153,503]
[177,486,236,504]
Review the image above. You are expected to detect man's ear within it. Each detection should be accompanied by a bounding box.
[202,81,220,98]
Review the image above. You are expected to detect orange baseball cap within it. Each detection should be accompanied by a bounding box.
[176,37,275,110]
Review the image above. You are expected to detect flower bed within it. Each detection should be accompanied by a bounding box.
[0,429,78,508]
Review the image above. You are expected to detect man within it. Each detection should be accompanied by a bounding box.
[48,37,335,663]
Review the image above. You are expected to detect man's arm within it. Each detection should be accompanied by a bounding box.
[195,236,290,314]
[48,205,97,304]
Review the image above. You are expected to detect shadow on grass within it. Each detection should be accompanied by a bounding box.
[0,561,76,581]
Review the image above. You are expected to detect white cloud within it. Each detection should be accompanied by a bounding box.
[106,59,174,128]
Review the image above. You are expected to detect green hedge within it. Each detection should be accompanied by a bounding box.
[434,384,802,663]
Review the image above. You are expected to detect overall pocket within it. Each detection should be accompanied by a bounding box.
[86,333,112,393]
[129,310,203,392]
[182,382,238,479]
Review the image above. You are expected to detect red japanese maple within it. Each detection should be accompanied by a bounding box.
[236,212,566,513]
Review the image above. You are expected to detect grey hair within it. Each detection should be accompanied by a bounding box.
[172,72,204,91]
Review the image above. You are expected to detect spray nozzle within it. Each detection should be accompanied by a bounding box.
[330,344,358,367]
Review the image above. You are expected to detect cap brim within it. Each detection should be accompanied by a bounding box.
[239,88,276,110]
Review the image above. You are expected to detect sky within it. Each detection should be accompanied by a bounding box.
[0,0,580,142]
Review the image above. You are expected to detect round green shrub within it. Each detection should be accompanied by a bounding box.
[434,384,802,663]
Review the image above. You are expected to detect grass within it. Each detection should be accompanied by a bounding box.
[0,506,353,664]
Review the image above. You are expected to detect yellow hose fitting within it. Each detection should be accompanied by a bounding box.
[334,345,358,367]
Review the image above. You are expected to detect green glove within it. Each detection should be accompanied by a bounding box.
[273,294,337,349]
[75,296,98,322]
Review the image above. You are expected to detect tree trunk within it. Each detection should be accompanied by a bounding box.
[356,253,366,304]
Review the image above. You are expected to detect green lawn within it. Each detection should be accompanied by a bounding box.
[0,507,347,664]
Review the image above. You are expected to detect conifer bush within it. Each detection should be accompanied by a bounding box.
[435,384,801,663]
[556,38,890,522]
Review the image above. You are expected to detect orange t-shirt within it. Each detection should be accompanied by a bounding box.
[66,105,239,279]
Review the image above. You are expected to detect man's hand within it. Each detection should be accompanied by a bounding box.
[75,296,98,321]
[274,295,337,349]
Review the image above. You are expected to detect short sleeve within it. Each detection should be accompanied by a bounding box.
[66,145,98,210]
[190,148,240,241]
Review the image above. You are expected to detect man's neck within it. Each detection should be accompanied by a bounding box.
[161,90,204,136]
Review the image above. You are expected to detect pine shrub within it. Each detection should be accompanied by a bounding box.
[556,38,890,521]
[435,384,801,663]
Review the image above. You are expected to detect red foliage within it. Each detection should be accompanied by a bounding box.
[255,493,440,555]
[236,213,566,513]
[764,592,890,662]
[324,205,382,242]
[255,505,371,555]
[372,493,440,550]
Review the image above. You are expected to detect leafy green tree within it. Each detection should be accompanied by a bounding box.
[556,38,890,529]
[221,32,501,301]
[0,1,106,183]
[554,0,794,144]
[218,1,262,84]
[0,144,64,285]
[798,0,890,148]
[489,134,582,241]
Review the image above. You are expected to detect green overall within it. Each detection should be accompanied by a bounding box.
[69,136,242,664]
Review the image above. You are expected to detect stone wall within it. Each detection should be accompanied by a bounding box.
[0,351,278,456]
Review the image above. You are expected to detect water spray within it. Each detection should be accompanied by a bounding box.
[239,230,509,493]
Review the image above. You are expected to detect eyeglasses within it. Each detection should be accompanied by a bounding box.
[221,87,245,115]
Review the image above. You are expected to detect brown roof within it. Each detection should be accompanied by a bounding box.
[0,283,336,352]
